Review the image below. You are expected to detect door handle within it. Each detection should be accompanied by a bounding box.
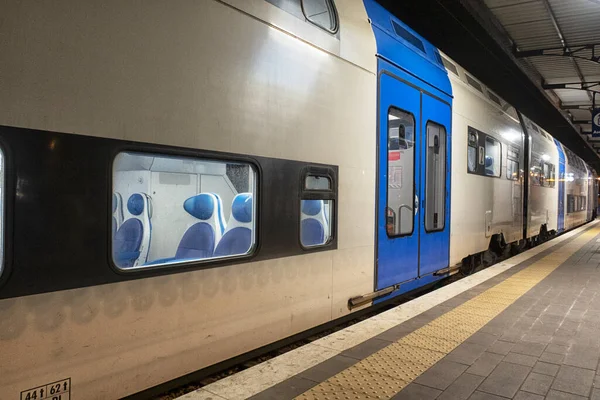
[414,195,419,215]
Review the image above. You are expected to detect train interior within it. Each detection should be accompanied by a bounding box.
[112,152,258,269]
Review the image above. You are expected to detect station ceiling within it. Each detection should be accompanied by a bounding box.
[377,0,600,170]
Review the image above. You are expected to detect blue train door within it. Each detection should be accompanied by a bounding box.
[419,94,451,275]
[376,73,451,290]
[376,73,421,289]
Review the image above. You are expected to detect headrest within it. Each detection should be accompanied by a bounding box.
[127,193,145,216]
[231,193,253,223]
[112,193,118,213]
[302,200,323,216]
[184,193,215,220]
[485,155,493,168]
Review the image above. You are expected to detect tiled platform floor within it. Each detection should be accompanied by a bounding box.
[246,225,600,400]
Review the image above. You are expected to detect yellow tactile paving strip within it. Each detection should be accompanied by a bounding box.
[296,227,600,400]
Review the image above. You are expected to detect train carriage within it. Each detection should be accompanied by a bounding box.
[0,0,596,398]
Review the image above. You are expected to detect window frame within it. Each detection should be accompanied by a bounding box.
[424,120,447,233]
[506,159,520,181]
[109,149,261,274]
[300,0,339,34]
[386,106,416,238]
[483,136,502,178]
[467,129,478,174]
[0,141,11,288]
[466,127,503,179]
[298,166,337,250]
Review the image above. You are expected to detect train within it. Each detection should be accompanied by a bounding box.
[0,0,597,398]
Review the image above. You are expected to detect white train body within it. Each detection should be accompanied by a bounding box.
[0,1,596,399]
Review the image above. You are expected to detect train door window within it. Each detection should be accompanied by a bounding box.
[425,122,446,232]
[301,0,338,33]
[300,170,335,248]
[540,162,555,188]
[506,160,519,181]
[387,108,415,236]
[467,130,478,173]
[112,152,257,270]
[484,136,501,177]
[567,194,574,213]
[506,145,520,181]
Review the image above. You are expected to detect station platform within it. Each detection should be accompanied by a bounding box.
[178,221,600,400]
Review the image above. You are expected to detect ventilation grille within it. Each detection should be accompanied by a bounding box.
[441,57,458,75]
[392,20,425,53]
[466,75,483,92]
[487,91,502,106]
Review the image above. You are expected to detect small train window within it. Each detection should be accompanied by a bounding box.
[305,175,331,190]
[302,0,338,33]
[112,152,257,270]
[300,170,335,249]
[467,131,478,173]
[484,137,501,177]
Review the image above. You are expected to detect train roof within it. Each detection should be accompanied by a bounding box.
[363,0,452,97]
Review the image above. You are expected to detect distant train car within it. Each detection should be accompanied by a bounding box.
[0,0,596,398]
[441,54,525,269]
[521,116,560,241]
[564,146,592,230]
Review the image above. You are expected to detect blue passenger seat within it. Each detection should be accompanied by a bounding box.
[485,156,494,176]
[113,193,152,268]
[214,193,253,257]
[112,192,124,237]
[300,200,330,247]
[175,193,224,260]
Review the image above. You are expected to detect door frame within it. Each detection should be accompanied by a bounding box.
[374,64,452,291]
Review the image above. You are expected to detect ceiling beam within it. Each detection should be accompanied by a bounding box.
[543,81,600,91]
[540,0,593,102]
[560,102,593,109]
[514,43,600,62]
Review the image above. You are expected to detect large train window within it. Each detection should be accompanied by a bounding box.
[300,172,334,248]
[387,108,415,237]
[425,122,446,232]
[112,152,257,270]
[484,137,501,177]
